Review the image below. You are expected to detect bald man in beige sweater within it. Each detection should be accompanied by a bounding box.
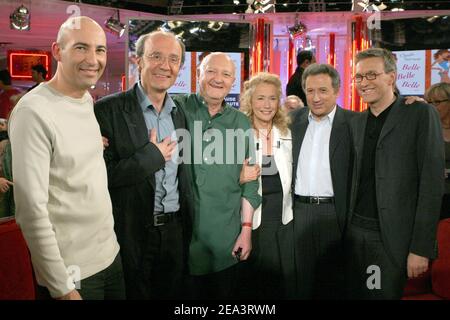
[9,16,124,300]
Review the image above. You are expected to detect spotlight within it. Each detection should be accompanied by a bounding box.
[10,5,30,31]
[288,20,307,39]
[253,0,276,13]
[189,26,199,34]
[245,0,254,13]
[427,15,439,23]
[354,0,387,12]
[377,1,387,10]
[390,0,404,11]
[105,10,125,37]
[304,36,315,51]
[208,21,223,32]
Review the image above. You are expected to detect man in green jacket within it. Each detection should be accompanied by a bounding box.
[174,52,260,299]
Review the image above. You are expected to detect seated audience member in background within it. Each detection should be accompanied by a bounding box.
[28,64,48,92]
[9,16,124,300]
[239,72,295,299]
[283,95,304,112]
[0,118,8,143]
[0,118,13,218]
[0,69,21,119]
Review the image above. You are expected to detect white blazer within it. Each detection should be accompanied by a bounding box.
[252,126,293,230]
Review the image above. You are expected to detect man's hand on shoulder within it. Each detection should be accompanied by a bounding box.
[404,96,426,105]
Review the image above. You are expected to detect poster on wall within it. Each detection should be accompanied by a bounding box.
[394,48,450,95]
[168,52,191,94]
[431,49,450,85]
[394,50,426,96]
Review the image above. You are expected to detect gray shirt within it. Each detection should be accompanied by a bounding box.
[136,81,180,213]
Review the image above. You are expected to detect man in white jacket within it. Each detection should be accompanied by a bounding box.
[9,16,124,300]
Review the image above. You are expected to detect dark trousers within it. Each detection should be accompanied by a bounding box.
[293,202,344,299]
[344,216,407,300]
[127,215,185,299]
[189,263,241,300]
[240,221,296,300]
[441,193,450,220]
[37,252,125,300]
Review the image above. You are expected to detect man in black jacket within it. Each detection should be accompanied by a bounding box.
[346,48,444,299]
[286,50,315,106]
[94,31,193,299]
[290,63,355,299]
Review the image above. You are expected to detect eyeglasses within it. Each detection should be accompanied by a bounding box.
[144,52,180,66]
[429,99,449,106]
[353,72,384,83]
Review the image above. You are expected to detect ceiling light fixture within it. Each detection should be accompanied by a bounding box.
[10,5,30,31]
[245,0,254,13]
[208,21,224,32]
[287,17,307,39]
[304,36,315,51]
[390,0,405,11]
[427,15,439,23]
[354,0,387,12]
[251,0,275,13]
[105,10,126,37]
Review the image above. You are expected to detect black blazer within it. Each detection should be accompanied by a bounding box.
[286,67,307,105]
[290,106,355,235]
[94,84,193,291]
[349,97,444,267]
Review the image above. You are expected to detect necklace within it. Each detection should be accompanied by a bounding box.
[258,126,272,141]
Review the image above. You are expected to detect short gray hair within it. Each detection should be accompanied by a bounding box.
[302,63,341,92]
[135,30,186,66]
[356,48,397,74]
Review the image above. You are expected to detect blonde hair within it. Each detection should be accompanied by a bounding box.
[240,72,290,135]
[425,82,450,102]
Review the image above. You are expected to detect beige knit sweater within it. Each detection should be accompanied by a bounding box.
[9,83,119,298]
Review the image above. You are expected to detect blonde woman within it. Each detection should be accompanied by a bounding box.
[239,72,294,299]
